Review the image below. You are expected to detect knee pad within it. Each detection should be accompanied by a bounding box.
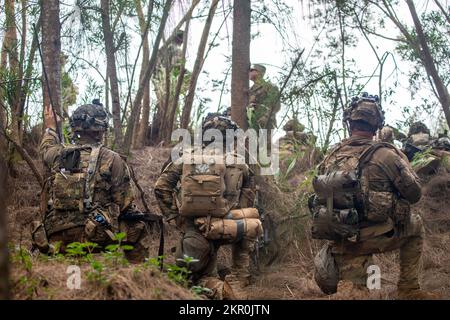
[176,231,212,274]
[314,244,339,295]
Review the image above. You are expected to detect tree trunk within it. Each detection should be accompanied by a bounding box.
[101,0,123,149]
[41,0,62,136]
[0,154,9,300]
[133,0,153,149]
[180,0,219,129]
[230,0,250,130]
[4,0,21,144]
[406,0,450,129]
[163,15,191,144]
[123,0,173,155]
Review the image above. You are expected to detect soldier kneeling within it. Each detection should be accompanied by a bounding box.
[155,115,262,299]
[310,93,440,299]
[31,101,152,263]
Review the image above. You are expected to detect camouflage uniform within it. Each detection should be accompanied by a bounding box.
[151,32,190,138]
[32,103,150,263]
[154,116,258,300]
[248,64,281,130]
[278,119,318,187]
[313,94,437,299]
[316,135,424,293]
[404,122,441,175]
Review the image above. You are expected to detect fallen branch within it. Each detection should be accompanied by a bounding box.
[0,131,43,187]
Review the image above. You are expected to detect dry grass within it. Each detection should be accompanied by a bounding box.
[6,147,450,300]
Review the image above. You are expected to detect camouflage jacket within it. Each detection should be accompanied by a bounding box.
[40,129,134,234]
[154,152,255,222]
[248,79,281,130]
[318,135,421,224]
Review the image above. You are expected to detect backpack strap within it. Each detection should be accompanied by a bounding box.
[357,142,398,177]
[84,144,103,212]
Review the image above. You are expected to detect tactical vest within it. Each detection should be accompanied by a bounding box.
[45,144,103,235]
[311,140,397,241]
[179,150,248,218]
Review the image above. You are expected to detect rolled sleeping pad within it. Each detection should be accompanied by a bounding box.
[195,217,263,241]
[223,208,260,220]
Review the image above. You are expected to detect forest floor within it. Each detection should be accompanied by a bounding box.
[6,146,450,300]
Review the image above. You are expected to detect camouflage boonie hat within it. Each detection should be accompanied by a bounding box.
[69,100,109,132]
[250,64,266,76]
[408,121,430,136]
[283,119,305,132]
[344,92,384,130]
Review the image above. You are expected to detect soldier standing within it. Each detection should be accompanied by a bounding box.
[151,30,189,140]
[31,102,152,263]
[154,115,262,299]
[248,64,281,130]
[310,93,439,299]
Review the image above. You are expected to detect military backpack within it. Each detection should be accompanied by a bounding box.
[310,141,398,241]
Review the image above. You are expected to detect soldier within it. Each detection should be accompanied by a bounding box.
[310,93,439,299]
[154,115,262,299]
[278,119,318,187]
[31,102,152,263]
[151,30,188,140]
[403,122,440,175]
[248,64,281,130]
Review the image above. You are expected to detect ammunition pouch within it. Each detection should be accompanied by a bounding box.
[311,206,359,241]
[84,207,116,243]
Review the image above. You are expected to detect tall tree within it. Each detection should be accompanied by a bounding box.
[133,0,154,148]
[101,0,123,149]
[230,0,250,130]
[0,154,9,300]
[405,0,450,128]
[163,15,191,143]
[41,0,63,136]
[180,0,219,129]
[123,0,173,154]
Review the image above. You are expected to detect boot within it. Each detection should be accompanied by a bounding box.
[200,277,228,300]
[397,288,442,300]
[335,280,369,299]
[224,274,249,300]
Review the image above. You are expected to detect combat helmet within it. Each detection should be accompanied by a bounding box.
[202,113,238,133]
[69,99,109,132]
[343,92,385,131]
[408,121,430,136]
[283,119,305,132]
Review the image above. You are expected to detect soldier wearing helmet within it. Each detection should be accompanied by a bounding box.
[154,116,260,300]
[311,93,439,299]
[31,101,151,263]
[248,63,281,130]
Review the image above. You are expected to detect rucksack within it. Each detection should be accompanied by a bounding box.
[310,141,396,241]
[179,150,246,218]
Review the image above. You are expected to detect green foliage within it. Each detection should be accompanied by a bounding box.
[65,241,99,260]
[411,147,438,169]
[102,232,133,266]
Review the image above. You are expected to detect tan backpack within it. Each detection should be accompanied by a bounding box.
[179,151,246,217]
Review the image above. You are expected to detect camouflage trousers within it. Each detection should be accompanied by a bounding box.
[315,213,424,293]
[175,219,256,299]
[32,218,151,263]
